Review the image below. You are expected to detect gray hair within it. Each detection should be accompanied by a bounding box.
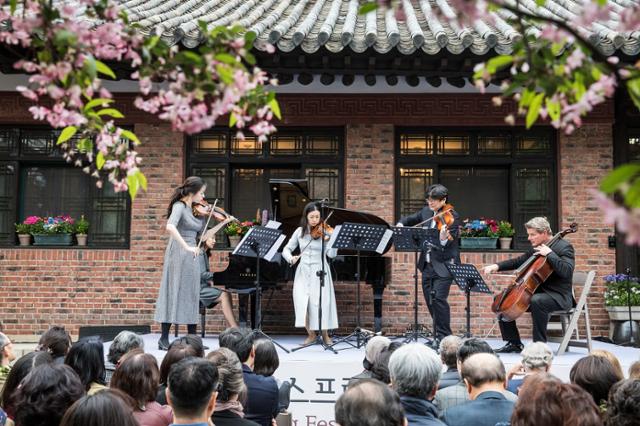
[107,331,144,364]
[439,335,463,369]
[206,347,246,401]
[525,217,552,234]
[389,343,442,399]
[0,332,9,363]
[521,342,553,371]
[461,353,506,387]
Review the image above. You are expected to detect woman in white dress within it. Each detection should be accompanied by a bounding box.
[282,202,339,345]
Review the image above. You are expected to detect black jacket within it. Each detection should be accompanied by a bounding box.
[400,396,446,426]
[497,237,575,309]
[242,364,279,426]
[213,409,260,426]
[441,391,515,426]
[399,206,461,278]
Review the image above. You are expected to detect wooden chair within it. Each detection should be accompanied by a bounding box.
[547,270,596,355]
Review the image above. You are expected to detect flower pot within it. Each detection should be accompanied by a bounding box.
[76,234,88,246]
[33,233,73,246]
[499,237,512,250]
[17,233,31,246]
[460,237,498,249]
[228,235,241,248]
[606,306,640,340]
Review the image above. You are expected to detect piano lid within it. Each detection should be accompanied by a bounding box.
[269,179,310,238]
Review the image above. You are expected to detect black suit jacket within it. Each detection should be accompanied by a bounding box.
[213,409,260,426]
[399,206,461,278]
[242,364,279,426]
[497,238,575,309]
[441,391,515,426]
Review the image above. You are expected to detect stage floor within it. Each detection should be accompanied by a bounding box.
[107,334,640,424]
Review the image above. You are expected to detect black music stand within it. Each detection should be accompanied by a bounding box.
[329,222,393,349]
[234,226,289,353]
[393,226,439,343]
[446,263,492,338]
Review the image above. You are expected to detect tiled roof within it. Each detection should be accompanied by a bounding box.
[114,0,640,57]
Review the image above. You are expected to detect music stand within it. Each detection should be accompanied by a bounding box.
[329,222,393,349]
[446,263,492,338]
[393,226,439,343]
[233,226,289,353]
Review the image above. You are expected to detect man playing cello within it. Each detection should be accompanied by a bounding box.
[483,217,575,353]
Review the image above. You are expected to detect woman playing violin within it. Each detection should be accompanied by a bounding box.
[396,184,461,343]
[282,201,338,345]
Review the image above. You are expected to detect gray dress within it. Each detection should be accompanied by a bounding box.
[154,201,205,325]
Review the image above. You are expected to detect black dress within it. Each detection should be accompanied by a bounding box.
[212,409,260,426]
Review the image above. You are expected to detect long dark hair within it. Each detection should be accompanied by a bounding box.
[166,176,206,219]
[299,202,320,236]
[1,351,53,416]
[64,336,106,391]
[60,389,138,426]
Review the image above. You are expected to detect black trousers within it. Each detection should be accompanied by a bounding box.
[499,292,563,343]
[422,274,453,339]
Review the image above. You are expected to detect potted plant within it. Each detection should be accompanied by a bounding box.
[31,215,75,246]
[224,220,257,248]
[459,218,499,249]
[15,220,32,246]
[74,215,89,246]
[604,274,640,320]
[497,220,515,249]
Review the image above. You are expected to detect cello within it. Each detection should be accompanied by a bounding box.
[491,222,577,322]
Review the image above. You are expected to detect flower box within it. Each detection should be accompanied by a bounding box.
[460,237,498,249]
[605,306,640,321]
[33,233,73,246]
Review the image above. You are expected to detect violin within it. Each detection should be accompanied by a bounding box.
[310,222,334,240]
[192,199,236,223]
[412,203,456,241]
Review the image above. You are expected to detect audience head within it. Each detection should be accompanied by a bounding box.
[439,335,462,370]
[456,337,494,366]
[59,389,138,426]
[591,350,624,381]
[37,326,72,362]
[106,331,144,365]
[570,354,621,407]
[167,358,218,421]
[512,373,602,426]
[64,336,106,391]
[520,342,553,372]
[206,348,246,403]
[388,343,441,400]
[629,360,640,379]
[605,379,640,426]
[335,379,405,426]
[169,334,206,358]
[461,353,506,396]
[110,349,160,410]
[253,339,280,377]
[363,336,391,370]
[370,341,403,384]
[159,342,199,385]
[0,332,15,366]
[218,327,247,353]
[13,363,84,426]
[1,351,53,415]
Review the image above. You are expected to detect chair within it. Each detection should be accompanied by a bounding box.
[547,270,596,355]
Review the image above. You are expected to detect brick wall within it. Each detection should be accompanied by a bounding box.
[0,95,616,340]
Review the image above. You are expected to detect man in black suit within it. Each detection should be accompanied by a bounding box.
[484,216,575,353]
[397,184,461,341]
[441,353,515,426]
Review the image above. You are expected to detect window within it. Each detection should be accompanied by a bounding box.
[0,128,130,247]
[188,128,344,245]
[396,128,556,250]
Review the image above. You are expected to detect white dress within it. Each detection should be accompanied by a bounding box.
[282,227,339,330]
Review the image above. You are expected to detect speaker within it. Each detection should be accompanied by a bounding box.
[78,325,151,342]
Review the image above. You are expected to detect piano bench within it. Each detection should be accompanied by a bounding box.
[173,300,220,339]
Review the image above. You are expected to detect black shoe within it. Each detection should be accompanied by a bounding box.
[158,338,170,351]
[495,342,524,353]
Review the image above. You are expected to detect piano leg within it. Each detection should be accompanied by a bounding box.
[373,284,384,333]
[237,293,257,329]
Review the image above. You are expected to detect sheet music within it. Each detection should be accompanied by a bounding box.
[231,228,253,256]
[265,220,281,229]
[376,229,393,254]
[265,234,286,261]
[327,224,342,250]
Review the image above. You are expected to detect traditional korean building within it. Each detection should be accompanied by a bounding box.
[1,0,638,340]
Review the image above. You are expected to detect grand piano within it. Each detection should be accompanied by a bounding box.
[212,179,392,332]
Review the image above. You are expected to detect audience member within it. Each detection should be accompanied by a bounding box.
[207,348,259,426]
[37,327,72,364]
[370,341,403,385]
[388,343,444,426]
[0,333,16,393]
[441,353,514,426]
[511,373,602,426]
[335,379,405,426]
[110,349,172,426]
[169,335,206,357]
[605,379,640,426]
[12,363,84,426]
[59,388,138,426]
[156,343,198,405]
[1,351,53,418]
[591,350,624,381]
[64,336,106,395]
[438,336,462,390]
[569,355,621,409]
[434,338,516,414]
[252,339,291,413]
[628,360,640,379]
[165,358,218,426]
[105,331,144,384]
[218,327,247,353]
[348,336,391,386]
[506,342,553,395]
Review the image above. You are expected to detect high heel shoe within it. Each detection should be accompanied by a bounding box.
[158,338,170,351]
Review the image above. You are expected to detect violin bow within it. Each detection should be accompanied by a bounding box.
[196,198,219,256]
[412,207,453,228]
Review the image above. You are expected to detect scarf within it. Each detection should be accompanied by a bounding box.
[214,400,244,418]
